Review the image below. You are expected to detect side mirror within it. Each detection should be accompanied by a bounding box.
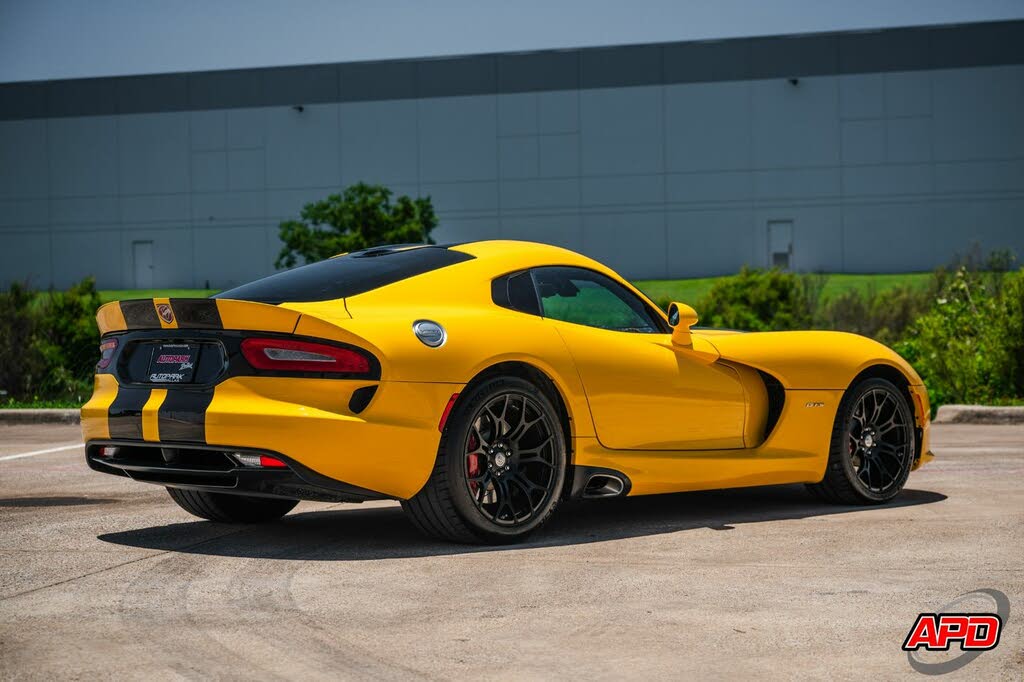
[667,302,699,346]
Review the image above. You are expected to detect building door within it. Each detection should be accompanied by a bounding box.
[768,220,793,270]
[132,241,154,288]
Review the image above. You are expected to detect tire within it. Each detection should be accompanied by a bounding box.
[402,375,567,544]
[808,377,916,505]
[166,487,298,523]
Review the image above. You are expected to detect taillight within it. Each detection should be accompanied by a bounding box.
[240,337,371,375]
[97,338,118,370]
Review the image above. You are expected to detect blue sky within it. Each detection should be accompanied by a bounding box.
[2,0,1023,83]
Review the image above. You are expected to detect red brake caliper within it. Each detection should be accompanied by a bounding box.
[467,432,480,493]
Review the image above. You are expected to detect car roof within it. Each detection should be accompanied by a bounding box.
[449,239,610,273]
[340,238,666,314]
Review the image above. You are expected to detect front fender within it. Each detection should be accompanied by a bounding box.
[704,330,923,389]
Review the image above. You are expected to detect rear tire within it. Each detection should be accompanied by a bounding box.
[807,377,915,505]
[166,487,298,523]
[402,375,567,544]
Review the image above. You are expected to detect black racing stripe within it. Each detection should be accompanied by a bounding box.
[107,387,152,440]
[120,300,160,329]
[157,390,215,443]
[170,299,223,329]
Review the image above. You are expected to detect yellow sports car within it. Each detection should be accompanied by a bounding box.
[82,240,933,544]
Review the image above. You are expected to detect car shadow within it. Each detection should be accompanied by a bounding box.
[97,485,947,561]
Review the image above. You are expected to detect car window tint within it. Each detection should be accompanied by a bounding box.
[214,246,473,304]
[492,270,541,316]
[532,266,660,333]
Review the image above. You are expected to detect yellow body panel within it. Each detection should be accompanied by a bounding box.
[704,329,924,389]
[203,377,455,498]
[81,239,932,500]
[95,302,127,334]
[574,388,844,495]
[141,389,166,441]
[549,322,746,450]
[81,374,118,441]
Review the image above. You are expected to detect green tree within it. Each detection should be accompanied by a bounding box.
[275,183,438,268]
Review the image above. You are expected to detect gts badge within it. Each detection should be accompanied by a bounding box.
[805,401,826,408]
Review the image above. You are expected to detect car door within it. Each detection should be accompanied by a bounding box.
[531,266,747,451]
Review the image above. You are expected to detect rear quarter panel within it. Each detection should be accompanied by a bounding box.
[295,302,597,439]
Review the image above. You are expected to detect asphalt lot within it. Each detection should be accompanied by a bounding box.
[1,423,1021,679]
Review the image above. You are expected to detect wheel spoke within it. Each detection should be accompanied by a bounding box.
[876,418,900,436]
[499,395,511,435]
[857,460,872,487]
[485,397,509,436]
[471,421,491,449]
[473,472,492,503]
[875,454,897,483]
[518,435,553,456]
[492,478,511,518]
[876,441,899,455]
[851,406,866,431]
[509,416,542,442]
[517,474,547,493]
[509,476,536,507]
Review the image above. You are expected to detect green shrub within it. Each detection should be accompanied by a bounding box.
[687,249,1023,408]
[695,267,824,331]
[896,267,1024,407]
[0,278,101,403]
[0,282,44,401]
[816,284,933,345]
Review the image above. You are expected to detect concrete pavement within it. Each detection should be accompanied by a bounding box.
[1,423,1021,679]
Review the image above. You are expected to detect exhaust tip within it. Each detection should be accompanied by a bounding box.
[583,473,626,499]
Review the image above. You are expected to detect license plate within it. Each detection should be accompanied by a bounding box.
[147,343,200,383]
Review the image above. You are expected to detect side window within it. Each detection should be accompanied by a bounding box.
[532,267,663,333]
[491,270,541,316]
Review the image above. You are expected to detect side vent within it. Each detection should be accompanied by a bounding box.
[758,370,785,440]
[348,385,378,414]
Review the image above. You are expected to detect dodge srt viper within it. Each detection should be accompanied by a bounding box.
[82,240,933,544]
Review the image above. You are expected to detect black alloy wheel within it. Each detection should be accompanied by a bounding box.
[402,375,567,544]
[808,377,916,505]
[847,386,914,495]
[463,392,559,526]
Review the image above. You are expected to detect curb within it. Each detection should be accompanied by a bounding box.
[0,409,81,425]
[933,405,1024,425]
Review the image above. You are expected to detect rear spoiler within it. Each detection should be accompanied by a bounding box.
[96,298,302,335]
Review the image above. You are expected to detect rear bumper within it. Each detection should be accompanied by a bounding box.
[86,441,387,502]
[81,374,462,499]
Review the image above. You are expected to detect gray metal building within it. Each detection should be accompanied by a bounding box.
[1,20,1023,289]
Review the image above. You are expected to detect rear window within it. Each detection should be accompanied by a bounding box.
[214,246,474,304]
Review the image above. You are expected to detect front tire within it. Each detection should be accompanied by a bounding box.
[402,375,567,544]
[166,488,298,523]
[808,377,916,505]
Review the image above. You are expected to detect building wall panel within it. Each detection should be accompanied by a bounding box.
[1,36,1023,289]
